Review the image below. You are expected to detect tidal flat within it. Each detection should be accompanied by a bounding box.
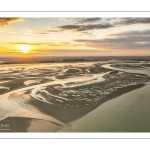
[0,57,150,132]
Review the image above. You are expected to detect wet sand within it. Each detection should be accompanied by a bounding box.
[0,117,63,132]
[0,83,145,132]
[29,84,145,123]
[57,83,150,132]
[0,85,144,132]
[0,61,150,132]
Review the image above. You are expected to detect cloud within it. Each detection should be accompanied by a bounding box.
[32,18,150,36]
[57,23,114,31]
[59,18,84,22]
[0,18,23,28]
[56,23,114,36]
[32,27,58,34]
[32,23,113,35]
[60,18,150,26]
[77,18,102,23]
[59,18,101,23]
[75,29,150,50]
[8,42,46,46]
[8,41,72,47]
[116,18,150,26]
[109,30,150,36]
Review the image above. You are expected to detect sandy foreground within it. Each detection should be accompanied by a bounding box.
[0,117,63,132]
[58,83,150,132]
[0,84,145,132]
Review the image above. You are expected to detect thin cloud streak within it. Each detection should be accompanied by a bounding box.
[32,23,114,35]
[59,18,101,23]
[116,18,150,26]
[109,30,150,36]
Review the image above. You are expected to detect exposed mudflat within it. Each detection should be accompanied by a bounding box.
[0,59,150,132]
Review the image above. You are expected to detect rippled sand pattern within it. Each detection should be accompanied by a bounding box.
[0,61,150,132]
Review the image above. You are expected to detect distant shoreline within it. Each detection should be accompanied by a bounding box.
[0,56,150,65]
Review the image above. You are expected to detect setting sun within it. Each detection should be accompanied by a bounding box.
[19,44,31,54]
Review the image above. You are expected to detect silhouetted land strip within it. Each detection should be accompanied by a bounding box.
[1,56,150,64]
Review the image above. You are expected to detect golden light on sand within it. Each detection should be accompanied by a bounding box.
[19,44,31,54]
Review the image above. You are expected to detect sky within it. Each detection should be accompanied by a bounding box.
[0,17,150,57]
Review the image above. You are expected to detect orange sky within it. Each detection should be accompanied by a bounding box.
[0,18,150,57]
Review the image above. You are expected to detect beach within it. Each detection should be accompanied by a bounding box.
[57,83,150,132]
[0,59,150,132]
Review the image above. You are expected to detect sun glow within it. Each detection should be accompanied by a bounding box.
[19,44,31,54]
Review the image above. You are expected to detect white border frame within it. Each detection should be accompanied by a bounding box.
[0,11,150,138]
